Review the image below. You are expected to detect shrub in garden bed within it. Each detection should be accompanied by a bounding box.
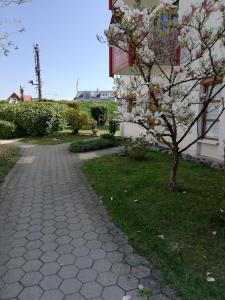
[109,119,118,136]
[64,107,89,134]
[91,106,108,126]
[0,120,16,139]
[0,102,66,137]
[70,138,120,153]
[125,135,149,161]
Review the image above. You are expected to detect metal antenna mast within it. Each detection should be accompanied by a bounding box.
[34,44,42,99]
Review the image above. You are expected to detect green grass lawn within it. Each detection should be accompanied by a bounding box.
[82,151,224,300]
[21,126,118,145]
[21,132,91,145]
[80,101,117,118]
[0,146,20,182]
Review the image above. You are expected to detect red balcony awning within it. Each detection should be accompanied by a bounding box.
[109,44,133,77]
[109,0,117,10]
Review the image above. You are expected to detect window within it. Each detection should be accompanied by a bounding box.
[202,84,222,140]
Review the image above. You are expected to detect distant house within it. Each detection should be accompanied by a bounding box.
[75,90,115,101]
[7,93,32,104]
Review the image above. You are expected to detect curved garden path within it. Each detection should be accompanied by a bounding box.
[0,143,175,300]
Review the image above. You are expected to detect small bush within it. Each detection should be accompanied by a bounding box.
[109,119,118,136]
[0,120,16,139]
[65,108,89,134]
[70,138,119,153]
[126,135,149,161]
[91,106,108,126]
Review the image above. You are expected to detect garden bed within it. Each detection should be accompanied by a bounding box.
[70,137,120,153]
[82,150,224,300]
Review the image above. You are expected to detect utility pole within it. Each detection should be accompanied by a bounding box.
[34,43,42,99]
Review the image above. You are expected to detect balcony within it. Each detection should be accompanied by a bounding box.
[108,0,179,77]
[109,0,160,11]
[109,44,134,77]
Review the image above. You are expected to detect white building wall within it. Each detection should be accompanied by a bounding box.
[119,0,225,162]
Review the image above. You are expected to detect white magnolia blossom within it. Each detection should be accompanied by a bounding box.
[107,0,225,145]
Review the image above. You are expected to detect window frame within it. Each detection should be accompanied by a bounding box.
[201,84,221,141]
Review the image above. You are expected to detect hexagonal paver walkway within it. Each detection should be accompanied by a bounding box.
[0,143,176,300]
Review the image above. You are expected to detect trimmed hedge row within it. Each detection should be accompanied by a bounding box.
[70,138,119,153]
[0,120,16,139]
[0,102,66,137]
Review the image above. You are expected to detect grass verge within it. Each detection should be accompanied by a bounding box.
[0,145,20,182]
[82,151,224,300]
[21,132,91,145]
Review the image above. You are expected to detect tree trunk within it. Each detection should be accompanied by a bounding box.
[169,151,179,192]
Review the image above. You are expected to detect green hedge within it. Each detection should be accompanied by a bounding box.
[70,138,119,153]
[0,102,66,137]
[0,120,16,139]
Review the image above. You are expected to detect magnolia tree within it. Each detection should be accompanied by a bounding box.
[103,0,225,191]
[0,0,30,55]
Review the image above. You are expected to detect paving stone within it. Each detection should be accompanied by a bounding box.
[57,254,76,266]
[23,259,43,272]
[0,144,172,300]
[12,238,28,248]
[97,271,118,286]
[41,251,59,263]
[57,244,74,254]
[102,285,124,300]
[26,240,43,250]
[40,262,61,275]
[18,286,43,300]
[8,247,27,258]
[80,282,103,299]
[78,268,98,283]
[131,265,151,279]
[102,242,118,252]
[75,256,93,269]
[58,265,79,279]
[41,234,57,243]
[90,249,106,260]
[21,271,43,286]
[6,257,25,269]
[93,259,112,273]
[140,277,161,295]
[40,290,64,300]
[0,282,23,299]
[41,242,58,252]
[64,294,86,300]
[60,278,82,295]
[2,268,24,284]
[86,240,102,250]
[56,236,72,245]
[117,275,139,290]
[106,251,124,263]
[40,275,62,290]
[111,262,131,276]
[24,249,43,260]
[72,246,90,257]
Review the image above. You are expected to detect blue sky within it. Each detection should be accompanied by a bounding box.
[0,0,113,100]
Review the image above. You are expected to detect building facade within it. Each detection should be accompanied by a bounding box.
[108,0,225,162]
[7,93,32,104]
[75,90,115,102]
